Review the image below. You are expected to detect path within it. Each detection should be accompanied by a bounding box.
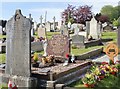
[91,53,120,63]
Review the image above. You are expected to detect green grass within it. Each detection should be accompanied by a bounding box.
[69,75,120,89]
[71,46,103,55]
[101,31,117,42]
[0,35,6,39]
[46,32,60,39]
[0,83,7,89]
[0,53,6,63]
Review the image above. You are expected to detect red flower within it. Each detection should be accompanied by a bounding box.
[66,54,69,58]
[101,62,108,65]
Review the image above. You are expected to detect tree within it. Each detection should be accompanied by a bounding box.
[61,4,92,25]
[100,5,114,21]
[73,5,92,24]
[95,13,109,23]
[100,5,120,22]
[61,4,75,25]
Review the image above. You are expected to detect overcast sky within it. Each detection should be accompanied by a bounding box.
[0,0,119,23]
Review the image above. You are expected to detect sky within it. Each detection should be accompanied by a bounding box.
[0,0,119,23]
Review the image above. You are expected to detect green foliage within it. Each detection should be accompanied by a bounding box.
[33,52,38,62]
[113,17,120,27]
[100,5,120,22]
[0,54,6,63]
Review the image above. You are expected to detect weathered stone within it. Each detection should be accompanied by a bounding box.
[38,27,46,38]
[47,34,70,58]
[31,41,43,52]
[60,25,69,37]
[5,9,31,77]
[86,21,90,38]
[89,17,99,39]
[72,35,85,48]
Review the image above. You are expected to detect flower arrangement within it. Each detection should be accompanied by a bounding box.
[82,73,96,88]
[82,61,120,88]
[33,52,38,62]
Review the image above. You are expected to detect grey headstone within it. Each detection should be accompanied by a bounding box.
[86,21,90,38]
[38,27,46,38]
[74,26,79,35]
[60,25,69,37]
[47,34,70,58]
[31,41,43,52]
[72,35,85,48]
[46,22,51,31]
[0,26,3,35]
[5,9,31,77]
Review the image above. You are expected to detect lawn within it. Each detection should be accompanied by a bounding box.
[0,35,6,39]
[0,53,6,63]
[69,74,120,89]
[102,31,117,42]
[71,46,103,55]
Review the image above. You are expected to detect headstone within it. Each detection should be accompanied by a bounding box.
[39,15,43,27]
[74,26,80,35]
[89,17,99,39]
[5,9,31,77]
[31,41,43,52]
[60,25,69,37]
[0,26,3,35]
[0,39,6,53]
[72,35,85,48]
[97,22,102,38]
[46,21,51,31]
[34,21,37,31]
[86,21,90,38]
[38,27,46,38]
[29,14,34,36]
[47,34,70,58]
[52,16,56,31]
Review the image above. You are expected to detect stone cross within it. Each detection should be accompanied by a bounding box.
[5,9,31,77]
[29,13,33,22]
[29,14,34,36]
[53,16,56,31]
[40,15,43,27]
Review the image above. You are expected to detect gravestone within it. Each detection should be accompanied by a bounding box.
[4,9,37,87]
[31,41,43,52]
[38,27,46,38]
[89,17,99,39]
[47,34,70,58]
[46,21,51,31]
[74,26,79,35]
[5,9,31,77]
[60,25,69,37]
[0,39,6,53]
[29,14,34,36]
[52,16,56,31]
[0,26,3,35]
[86,21,90,38]
[97,22,102,38]
[39,15,43,27]
[34,21,37,31]
[72,35,85,48]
